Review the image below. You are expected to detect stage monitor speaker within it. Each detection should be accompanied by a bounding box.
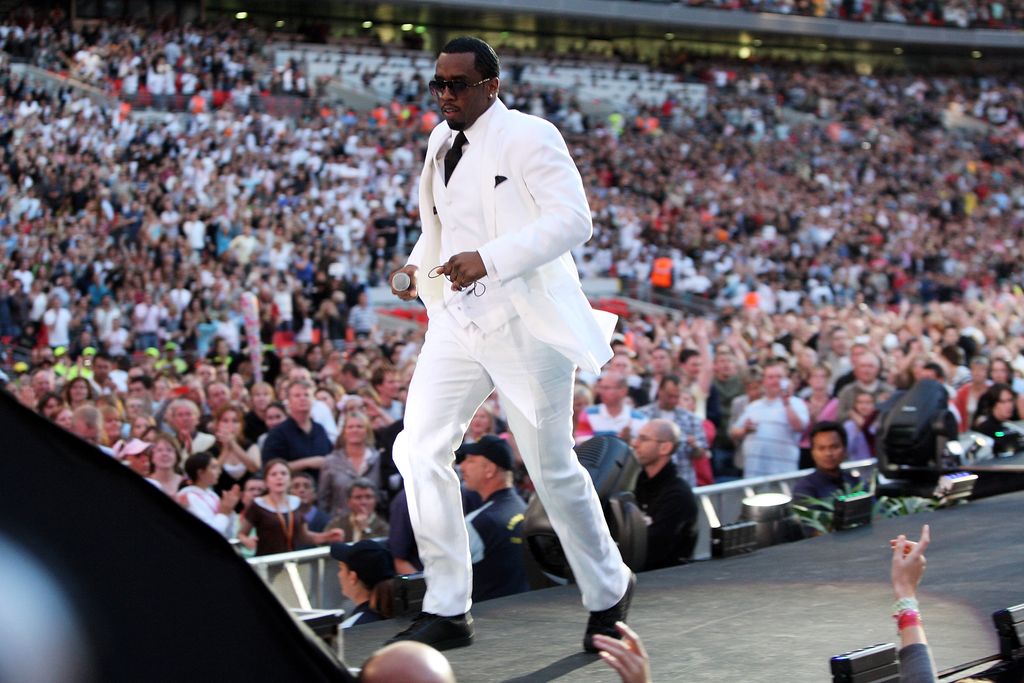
[392,573,427,617]
[0,390,353,683]
[833,492,874,531]
[830,643,900,683]
[711,521,758,558]
[524,436,643,578]
[994,603,1024,661]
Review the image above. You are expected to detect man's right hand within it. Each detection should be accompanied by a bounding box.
[389,265,418,301]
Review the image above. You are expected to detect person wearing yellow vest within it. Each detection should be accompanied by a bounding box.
[155,342,189,376]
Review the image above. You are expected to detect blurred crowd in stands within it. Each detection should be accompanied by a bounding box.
[682,0,1023,28]
[0,17,1022,625]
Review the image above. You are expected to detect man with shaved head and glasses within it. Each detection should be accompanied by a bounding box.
[387,36,633,653]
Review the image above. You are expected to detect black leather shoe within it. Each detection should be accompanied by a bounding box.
[583,573,636,653]
[387,612,474,651]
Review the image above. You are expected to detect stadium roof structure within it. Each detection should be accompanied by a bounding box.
[205,0,1024,63]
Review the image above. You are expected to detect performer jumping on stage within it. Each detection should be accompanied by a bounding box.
[387,36,634,652]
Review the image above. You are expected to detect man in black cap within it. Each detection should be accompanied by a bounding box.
[456,435,529,602]
[331,540,397,628]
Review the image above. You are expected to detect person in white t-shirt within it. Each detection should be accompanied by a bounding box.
[42,297,72,348]
[182,211,206,259]
[133,292,164,350]
[93,296,121,340]
[582,370,647,442]
[730,362,809,478]
[179,452,240,539]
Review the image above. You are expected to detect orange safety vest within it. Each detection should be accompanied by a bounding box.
[650,257,673,288]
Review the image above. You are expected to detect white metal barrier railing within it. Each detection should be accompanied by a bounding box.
[246,459,877,609]
[246,546,335,611]
[690,459,876,561]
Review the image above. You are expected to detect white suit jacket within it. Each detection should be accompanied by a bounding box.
[408,99,616,374]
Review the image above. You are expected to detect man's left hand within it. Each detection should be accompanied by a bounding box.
[439,251,486,290]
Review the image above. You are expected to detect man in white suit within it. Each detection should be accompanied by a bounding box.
[388,37,634,652]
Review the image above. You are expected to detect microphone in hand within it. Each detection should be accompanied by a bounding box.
[392,271,412,292]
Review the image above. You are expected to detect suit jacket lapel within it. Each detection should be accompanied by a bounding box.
[479,101,507,239]
[414,125,451,307]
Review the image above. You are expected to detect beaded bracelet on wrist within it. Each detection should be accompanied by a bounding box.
[892,597,919,616]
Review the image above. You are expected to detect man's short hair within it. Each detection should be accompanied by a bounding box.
[348,478,379,499]
[287,378,314,395]
[129,374,154,390]
[923,361,946,379]
[809,420,848,450]
[648,418,682,451]
[940,344,965,366]
[599,370,627,389]
[440,36,500,79]
[184,452,215,482]
[678,348,700,365]
[658,375,682,392]
[72,404,102,425]
[168,398,200,417]
[370,365,396,388]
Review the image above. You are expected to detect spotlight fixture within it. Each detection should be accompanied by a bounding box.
[933,472,977,503]
[740,492,797,548]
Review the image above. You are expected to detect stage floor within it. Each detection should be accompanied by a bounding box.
[343,491,1024,682]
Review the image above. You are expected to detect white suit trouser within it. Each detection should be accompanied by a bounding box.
[392,309,630,616]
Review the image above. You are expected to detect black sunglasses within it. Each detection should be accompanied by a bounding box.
[428,77,492,97]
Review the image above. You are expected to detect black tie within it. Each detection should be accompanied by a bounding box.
[444,131,468,186]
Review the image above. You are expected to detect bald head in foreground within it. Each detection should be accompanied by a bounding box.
[360,641,457,683]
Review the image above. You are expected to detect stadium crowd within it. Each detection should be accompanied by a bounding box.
[0,20,1023,626]
[0,19,313,106]
[681,0,1024,29]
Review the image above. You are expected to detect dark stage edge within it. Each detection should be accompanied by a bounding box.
[343,492,1024,682]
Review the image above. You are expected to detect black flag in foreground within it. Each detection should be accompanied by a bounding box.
[0,389,353,683]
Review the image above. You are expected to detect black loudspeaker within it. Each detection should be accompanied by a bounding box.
[575,435,641,499]
[607,491,648,572]
[524,436,644,578]
[0,390,352,683]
